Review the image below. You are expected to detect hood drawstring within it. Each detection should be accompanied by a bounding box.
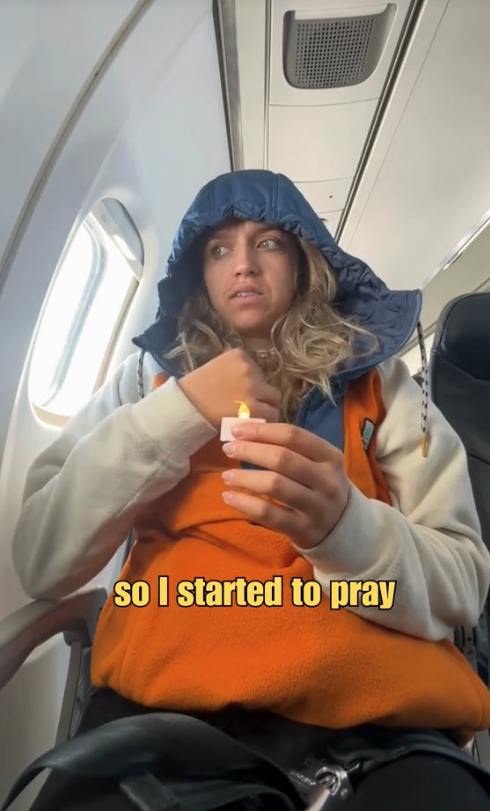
[416,321,429,458]
[138,348,145,400]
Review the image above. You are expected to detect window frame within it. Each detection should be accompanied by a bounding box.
[30,200,142,425]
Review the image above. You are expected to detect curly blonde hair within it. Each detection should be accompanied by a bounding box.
[164,231,377,421]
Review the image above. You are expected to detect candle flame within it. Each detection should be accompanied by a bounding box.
[234,400,250,419]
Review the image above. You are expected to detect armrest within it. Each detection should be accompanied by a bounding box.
[0,587,107,691]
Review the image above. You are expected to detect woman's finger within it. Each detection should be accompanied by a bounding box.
[223,439,329,491]
[222,488,309,538]
[231,421,342,465]
[221,468,323,518]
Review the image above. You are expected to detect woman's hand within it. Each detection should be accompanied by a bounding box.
[221,422,351,549]
[178,349,281,429]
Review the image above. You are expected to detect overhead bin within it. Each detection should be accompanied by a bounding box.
[217,0,414,233]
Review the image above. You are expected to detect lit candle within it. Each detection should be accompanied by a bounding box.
[220,401,266,441]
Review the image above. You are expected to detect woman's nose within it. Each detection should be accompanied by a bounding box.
[232,244,260,276]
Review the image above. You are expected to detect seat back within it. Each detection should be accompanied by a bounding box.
[429,292,490,682]
[430,292,490,548]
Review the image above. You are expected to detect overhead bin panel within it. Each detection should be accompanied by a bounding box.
[267,99,378,180]
[296,178,353,213]
[340,0,490,291]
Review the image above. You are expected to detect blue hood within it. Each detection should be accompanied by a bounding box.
[133,169,421,379]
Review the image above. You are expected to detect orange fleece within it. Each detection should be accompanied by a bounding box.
[90,369,490,740]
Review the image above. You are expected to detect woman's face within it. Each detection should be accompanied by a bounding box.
[202,220,298,346]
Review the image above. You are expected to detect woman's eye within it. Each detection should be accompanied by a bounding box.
[210,244,228,258]
[259,238,280,250]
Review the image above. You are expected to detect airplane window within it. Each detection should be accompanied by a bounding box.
[29,200,143,420]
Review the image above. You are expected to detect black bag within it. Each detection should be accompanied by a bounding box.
[4,711,490,811]
[1,712,306,811]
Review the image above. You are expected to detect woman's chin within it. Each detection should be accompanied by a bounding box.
[231,320,273,342]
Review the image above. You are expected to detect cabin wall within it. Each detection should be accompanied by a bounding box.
[0,2,229,807]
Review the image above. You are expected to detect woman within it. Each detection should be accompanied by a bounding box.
[11,169,490,809]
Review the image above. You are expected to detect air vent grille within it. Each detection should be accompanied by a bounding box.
[284,11,389,89]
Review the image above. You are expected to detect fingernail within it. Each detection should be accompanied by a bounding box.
[222,491,233,503]
[221,470,234,482]
[231,425,246,438]
[222,442,235,456]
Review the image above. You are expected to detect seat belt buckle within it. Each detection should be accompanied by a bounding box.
[292,762,357,810]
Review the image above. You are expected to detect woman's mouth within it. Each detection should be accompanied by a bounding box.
[232,291,262,301]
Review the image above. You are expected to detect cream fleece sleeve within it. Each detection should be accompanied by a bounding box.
[12,352,216,600]
[300,355,490,641]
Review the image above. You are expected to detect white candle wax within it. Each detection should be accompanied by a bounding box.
[220,417,265,441]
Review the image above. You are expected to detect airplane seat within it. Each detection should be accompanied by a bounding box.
[430,291,490,554]
[429,291,490,761]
